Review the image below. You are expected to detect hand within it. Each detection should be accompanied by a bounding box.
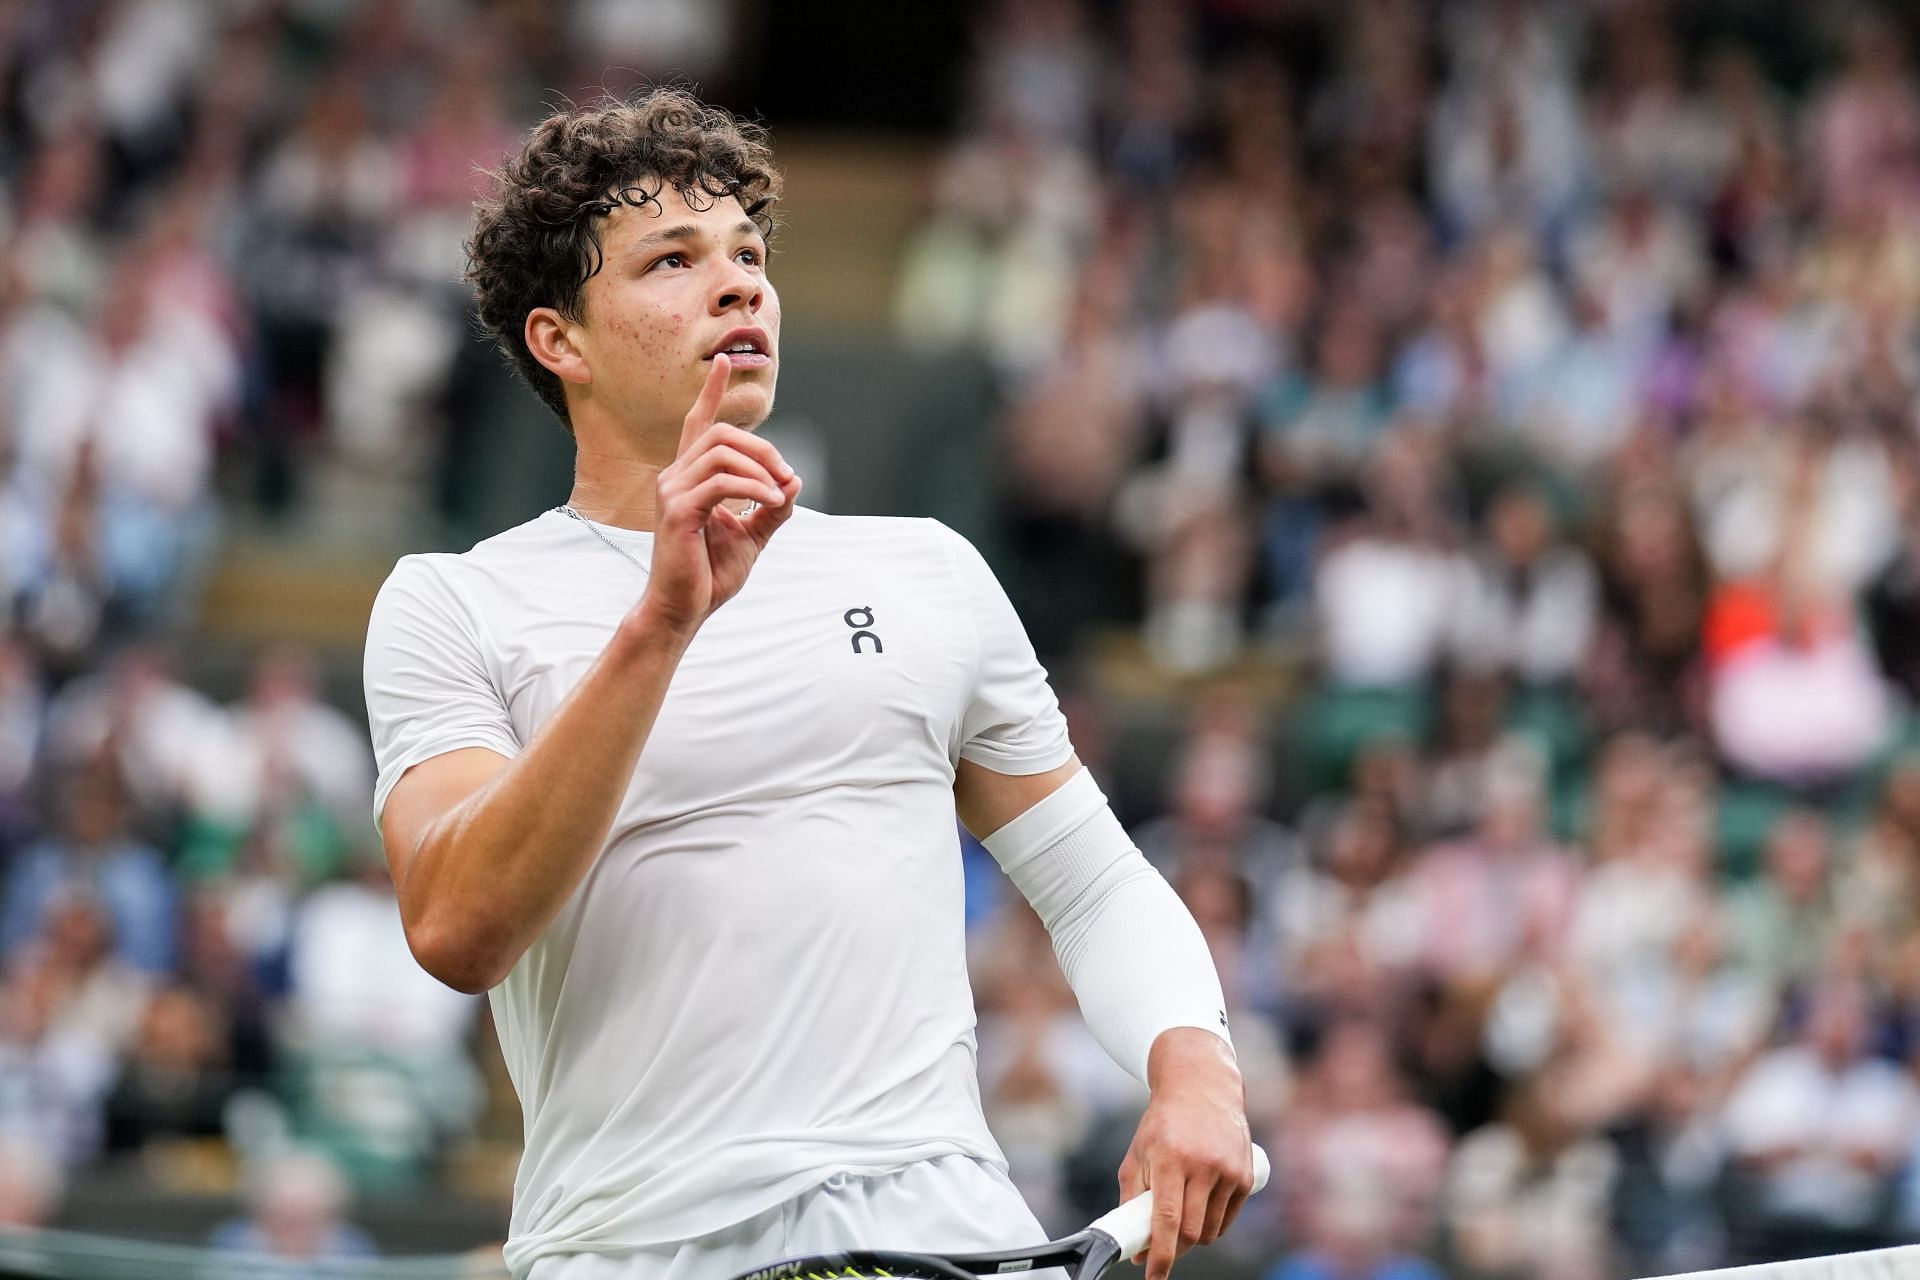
[639,354,802,637]
[1119,1028,1253,1280]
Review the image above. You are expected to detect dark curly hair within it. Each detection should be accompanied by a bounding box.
[466,89,782,429]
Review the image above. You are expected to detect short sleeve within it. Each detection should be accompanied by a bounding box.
[363,556,522,826]
[935,523,1074,775]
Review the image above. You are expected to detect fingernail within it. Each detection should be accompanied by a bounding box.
[766,489,784,506]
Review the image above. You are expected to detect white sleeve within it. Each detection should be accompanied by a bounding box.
[983,766,1232,1083]
[934,522,1074,775]
[363,556,522,826]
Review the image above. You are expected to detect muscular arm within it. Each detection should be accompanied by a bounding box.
[956,754,1232,1079]
[957,756,1252,1280]
[378,354,800,994]
[381,616,692,994]
[953,753,1084,838]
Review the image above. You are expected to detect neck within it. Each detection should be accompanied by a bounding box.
[566,445,757,532]
[567,450,668,531]
[563,401,683,530]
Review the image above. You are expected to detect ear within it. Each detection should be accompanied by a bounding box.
[525,307,592,387]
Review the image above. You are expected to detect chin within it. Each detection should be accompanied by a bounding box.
[726,386,776,428]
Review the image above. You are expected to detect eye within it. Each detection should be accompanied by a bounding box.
[736,247,763,267]
[650,253,687,272]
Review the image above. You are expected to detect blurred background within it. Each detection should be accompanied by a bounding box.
[5,0,1920,1278]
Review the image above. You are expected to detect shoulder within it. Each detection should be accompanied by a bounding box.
[772,508,975,576]
[377,513,562,592]
[369,514,569,630]
[778,507,951,549]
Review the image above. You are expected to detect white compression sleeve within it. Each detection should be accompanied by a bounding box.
[980,766,1232,1083]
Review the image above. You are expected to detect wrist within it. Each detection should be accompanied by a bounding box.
[616,599,697,662]
[1146,1025,1241,1094]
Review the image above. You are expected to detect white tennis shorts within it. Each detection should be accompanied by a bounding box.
[525,1154,1063,1279]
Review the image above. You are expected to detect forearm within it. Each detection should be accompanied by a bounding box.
[401,607,691,989]
[1050,858,1234,1082]
[982,767,1232,1082]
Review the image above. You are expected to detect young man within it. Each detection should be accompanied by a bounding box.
[363,90,1252,1280]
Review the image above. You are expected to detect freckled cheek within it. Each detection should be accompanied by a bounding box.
[594,304,688,401]
[608,309,677,361]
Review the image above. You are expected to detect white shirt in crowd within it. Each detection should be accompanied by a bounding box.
[1315,535,1471,687]
[364,507,1074,1277]
[1723,1045,1920,1227]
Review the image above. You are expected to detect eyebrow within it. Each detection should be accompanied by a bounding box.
[628,220,766,254]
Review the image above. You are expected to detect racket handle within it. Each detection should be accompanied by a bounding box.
[1088,1143,1271,1261]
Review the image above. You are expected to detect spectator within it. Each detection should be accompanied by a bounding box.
[1407,741,1580,988]
[1609,1062,1730,1277]
[1278,797,1422,1017]
[0,940,118,1167]
[1267,1167,1443,1280]
[43,643,230,835]
[281,851,480,1187]
[1570,748,1716,1022]
[0,1131,63,1228]
[998,261,1151,659]
[1446,1071,1620,1280]
[1454,484,1598,687]
[1278,1018,1450,1263]
[1721,981,1919,1260]
[1805,11,1920,224]
[1312,443,1469,690]
[102,984,238,1155]
[1132,709,1295,926]
[0,758,175,976]
[209,1150,377,1270]
[1723,809,1837,990]
[1836,753,1920,955]
[1583,479,1708,738]
[181,645,376,886]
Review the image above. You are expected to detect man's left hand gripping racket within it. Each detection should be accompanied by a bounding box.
[724,1144,1271,1279]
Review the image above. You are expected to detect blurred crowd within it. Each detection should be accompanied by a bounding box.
[0,635,488,1251]
[917,0,1920,1277]
[0,0,740,676]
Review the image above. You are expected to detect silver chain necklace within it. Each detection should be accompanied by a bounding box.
[553,505,652,577]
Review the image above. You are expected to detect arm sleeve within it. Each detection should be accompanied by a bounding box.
[983,766,1232,1083]
[935,522,1074,776]
[363,556,522,826]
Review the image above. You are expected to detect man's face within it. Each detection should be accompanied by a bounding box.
[571,182,779,440]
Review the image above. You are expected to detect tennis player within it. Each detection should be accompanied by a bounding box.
[363,89,1252,1280]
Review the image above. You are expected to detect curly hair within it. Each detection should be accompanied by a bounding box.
[466,89,782,429]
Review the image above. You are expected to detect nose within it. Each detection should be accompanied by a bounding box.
[710,257,763,315]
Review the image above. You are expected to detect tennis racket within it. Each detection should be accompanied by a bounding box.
[724,1144,1270,1280]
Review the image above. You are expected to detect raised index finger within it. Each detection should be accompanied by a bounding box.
[680,353,731,456]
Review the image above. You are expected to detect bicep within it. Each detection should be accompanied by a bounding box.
[380,746,512,897]
[954,753,1083,841]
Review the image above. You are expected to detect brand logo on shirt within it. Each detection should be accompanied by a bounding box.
[844,606,883,654]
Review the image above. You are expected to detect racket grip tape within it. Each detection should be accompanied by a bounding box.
[1087,1143,1271,1260]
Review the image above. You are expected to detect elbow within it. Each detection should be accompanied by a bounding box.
[405,913,514,995]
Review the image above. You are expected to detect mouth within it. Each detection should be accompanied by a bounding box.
[706,327,773,369]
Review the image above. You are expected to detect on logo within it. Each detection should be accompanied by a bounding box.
[844,606,883,654]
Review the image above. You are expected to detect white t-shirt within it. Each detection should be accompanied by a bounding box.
[362,507,1073,1275]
